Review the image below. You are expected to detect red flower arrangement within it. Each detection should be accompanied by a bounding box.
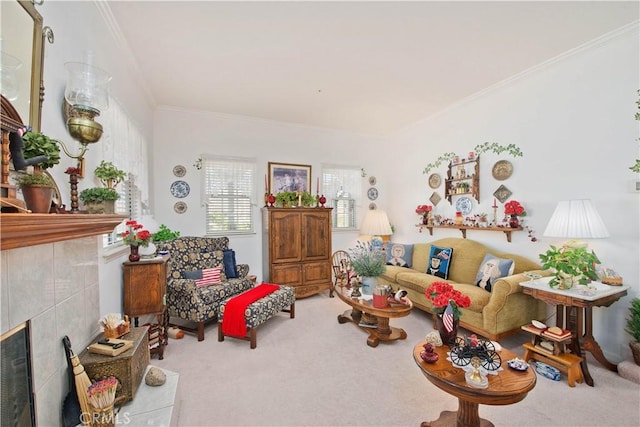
[415,204,432,217]
[504,200,526,216]
[425,281,471,318]
[120,220,152,247]
[65,166,81,175]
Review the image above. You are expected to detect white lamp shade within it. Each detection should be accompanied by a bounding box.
[360,209,392,236]
[543,200,609,239]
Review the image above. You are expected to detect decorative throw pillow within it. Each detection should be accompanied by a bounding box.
[182,266,224,287]
[385,243,414,268]
[475,254,515,293]
[427,246,454,279]
[223,249,238,278]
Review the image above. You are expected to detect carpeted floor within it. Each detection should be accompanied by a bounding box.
[153,292,640,427]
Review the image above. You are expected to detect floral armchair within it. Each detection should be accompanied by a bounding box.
[155,236,253,341]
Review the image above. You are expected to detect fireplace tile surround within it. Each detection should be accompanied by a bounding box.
[1,235,106,425]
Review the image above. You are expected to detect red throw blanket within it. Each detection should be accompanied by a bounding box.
[222,283,280,337]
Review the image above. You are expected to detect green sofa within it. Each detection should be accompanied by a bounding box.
[378,237,547,341]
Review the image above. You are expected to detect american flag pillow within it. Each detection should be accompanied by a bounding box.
[195,267,222,287]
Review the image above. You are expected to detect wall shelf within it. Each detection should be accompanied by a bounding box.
[416,223,522,243]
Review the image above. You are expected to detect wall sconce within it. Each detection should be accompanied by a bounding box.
[58,61,111,159]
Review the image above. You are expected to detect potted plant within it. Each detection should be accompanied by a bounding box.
[301,191,317,207]
[94,161,126,189]
[539,245,601,290]
[625,297,640,366]
[152,224,181,242]
[79,187,119,214]
[275,191,298,207]
[14,131,61,213]
[348,240,386,295]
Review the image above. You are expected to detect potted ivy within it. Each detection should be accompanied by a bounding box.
[94,161,126,189]
[79,187,119,213]
[275,191,298,207]
[625,297,640,366]
[152,224,181,242]
[539,245,601,290]
[15,131,61,213]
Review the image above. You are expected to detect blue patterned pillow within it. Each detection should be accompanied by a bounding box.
[385,243,414,268]
[427,245,453,279]
[223,249,238,278]
[475,254,514,292]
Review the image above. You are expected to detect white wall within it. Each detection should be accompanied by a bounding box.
[37,1,155,317]
[152,107,385,281]
[387,24,640,361]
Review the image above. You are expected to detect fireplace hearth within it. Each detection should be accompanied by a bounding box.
[1,322,36,426]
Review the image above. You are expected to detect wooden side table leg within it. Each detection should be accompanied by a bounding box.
[582,306,618,372]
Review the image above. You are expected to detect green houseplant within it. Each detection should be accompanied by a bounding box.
[152,224,181,242]
[348,240,386,295]
[625,297,640,366]
[79,187,119,214]
[94,161,126,189]
[16,131,61,213]
[539,245,601,289]
[275,191,298,207]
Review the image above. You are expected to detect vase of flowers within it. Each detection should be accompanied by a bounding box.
[425,281,471,345]
[349,240,386,295]
[504,200,526,228]
[120,220,152,262]
[416,204,432,225]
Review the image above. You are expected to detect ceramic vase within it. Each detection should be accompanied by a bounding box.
[436,313,459,346]
[360,276,377,295]
[422,215,429,225]
[129,245,140,262]
[509,214,520,228]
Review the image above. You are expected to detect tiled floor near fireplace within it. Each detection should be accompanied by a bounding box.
[115,366,178,426]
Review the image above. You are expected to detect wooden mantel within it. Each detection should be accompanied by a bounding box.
[0,213,127,250]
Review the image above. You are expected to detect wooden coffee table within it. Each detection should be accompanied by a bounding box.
[413,341,536,427]
[334,284,412,347]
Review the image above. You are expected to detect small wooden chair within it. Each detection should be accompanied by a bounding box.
[331,250,354,297]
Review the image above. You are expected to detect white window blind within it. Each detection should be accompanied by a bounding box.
[202,155,256,235]
[321,165,361,229]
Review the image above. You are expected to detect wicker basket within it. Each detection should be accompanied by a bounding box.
[104,315,130,339]
[601,276,623,286]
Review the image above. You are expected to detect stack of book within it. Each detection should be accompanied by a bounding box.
[541,326,572,340]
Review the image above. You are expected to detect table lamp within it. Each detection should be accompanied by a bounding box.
[543,199,609,247]
[360,209,393,249]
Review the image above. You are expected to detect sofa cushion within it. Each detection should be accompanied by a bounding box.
[174,251,227,281]
[385,243,414,268]
[427,245,453,279]
[223,249,239,278]
[474,254,515,292]
[195,267,223,287]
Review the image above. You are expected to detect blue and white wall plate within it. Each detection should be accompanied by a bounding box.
[170,180,190,198]
[455,196,473,215]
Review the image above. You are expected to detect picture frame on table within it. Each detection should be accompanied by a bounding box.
[268,162,312,194]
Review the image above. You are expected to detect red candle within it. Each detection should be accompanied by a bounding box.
[316,177,319,194]
[265,174,268,192]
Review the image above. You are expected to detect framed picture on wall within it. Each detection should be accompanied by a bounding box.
[268,162,312,194]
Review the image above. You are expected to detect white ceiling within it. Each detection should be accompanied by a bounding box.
[108,1,639,136]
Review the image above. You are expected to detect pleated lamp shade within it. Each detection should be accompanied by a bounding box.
[543,200,609,239]
[360,209,393,236]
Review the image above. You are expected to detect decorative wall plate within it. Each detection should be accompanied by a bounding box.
[492,160,513,181]
[170,180,190,198]
[429,192,441,206]
[368,176,377,186]
[173,201,187,214]
[455,196,473,215]
[493,185,512,204]
[367,187,378,201]
[172,165,187,177]
[369,202,377,210]
[428,173,441,189]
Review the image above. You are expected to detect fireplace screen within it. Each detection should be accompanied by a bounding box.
[1,322,35,426]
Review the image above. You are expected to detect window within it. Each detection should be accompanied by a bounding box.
[321,165,361,229]
[99,97,150,247]
[201,155,256,235]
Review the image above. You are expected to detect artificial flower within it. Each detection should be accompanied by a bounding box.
[65,166,81,175]
[120,220,152,247]
[425,281,471,318]
[504,200,526,216]
[415,204,432,216]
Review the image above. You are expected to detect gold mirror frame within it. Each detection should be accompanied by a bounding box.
[1,1,45,132]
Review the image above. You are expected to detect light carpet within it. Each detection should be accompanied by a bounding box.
[153,292,640,427]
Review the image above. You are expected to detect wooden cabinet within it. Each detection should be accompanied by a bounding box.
[445,156,480,204]
[263,208,333,298]
[123,255,168,359]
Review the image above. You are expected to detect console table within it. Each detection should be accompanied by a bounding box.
[520,278,629,386]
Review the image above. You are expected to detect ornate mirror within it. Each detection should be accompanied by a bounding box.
[1,0,45,132]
